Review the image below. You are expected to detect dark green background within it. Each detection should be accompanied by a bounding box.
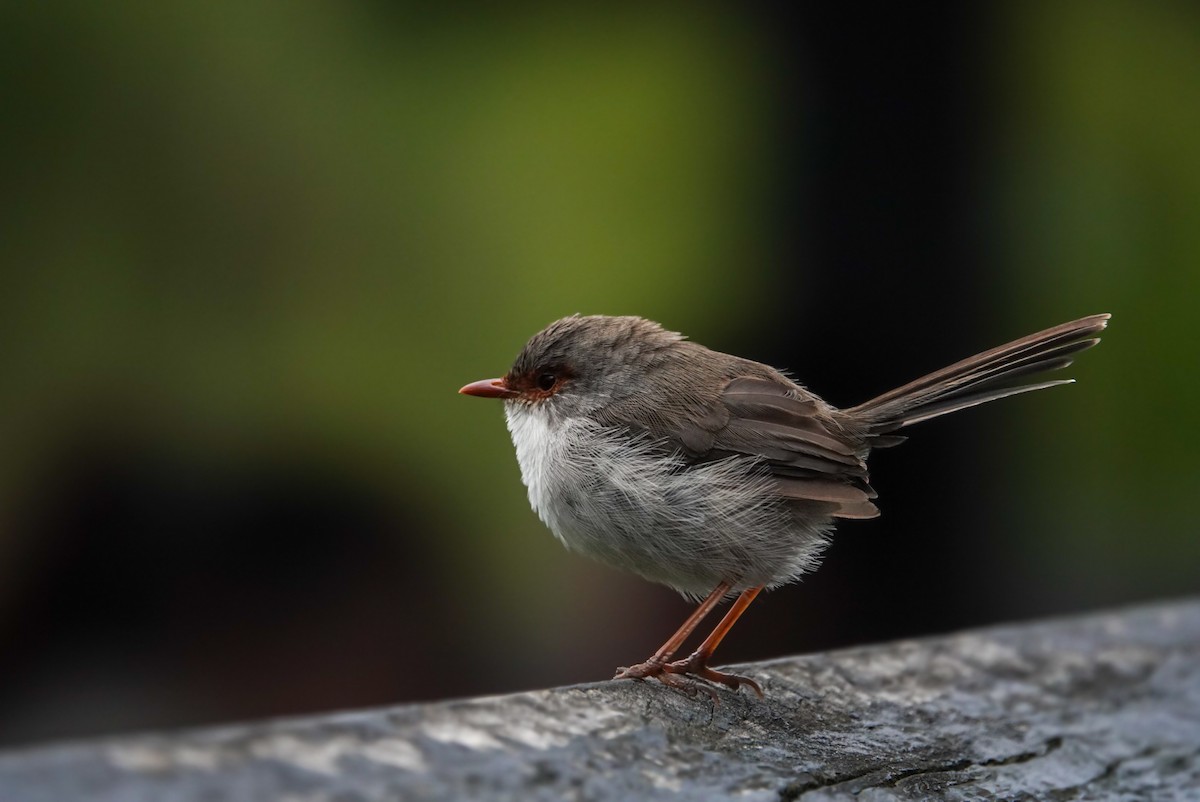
[1,2,1196,746]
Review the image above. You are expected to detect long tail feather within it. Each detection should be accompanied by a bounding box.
[846,314,1109,438]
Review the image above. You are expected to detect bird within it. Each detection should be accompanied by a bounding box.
[459,313,1109,697]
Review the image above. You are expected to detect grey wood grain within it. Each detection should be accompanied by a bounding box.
[2,599,1198,801]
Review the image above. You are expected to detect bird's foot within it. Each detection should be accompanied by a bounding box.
[615,654,762,698]
[614,657,668,681]
[615,659,719,700]
[663,654,764,698]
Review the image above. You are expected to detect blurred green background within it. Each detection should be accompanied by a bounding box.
[1,2,1197,746]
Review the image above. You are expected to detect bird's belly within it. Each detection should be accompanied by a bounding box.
[505,411,830,598]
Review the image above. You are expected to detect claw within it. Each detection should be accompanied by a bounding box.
[614,653,762,698]
[614,657,666,680]
[665,659,764,698]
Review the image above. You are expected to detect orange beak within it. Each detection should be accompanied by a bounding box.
[458,378,517,399]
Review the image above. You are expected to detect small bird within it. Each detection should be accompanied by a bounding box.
[460,313,1109,696]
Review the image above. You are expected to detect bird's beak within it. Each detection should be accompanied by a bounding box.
[458,378,517,399]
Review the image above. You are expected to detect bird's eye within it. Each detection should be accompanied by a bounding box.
[536,372,557,391]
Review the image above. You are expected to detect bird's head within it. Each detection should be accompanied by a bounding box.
[458,315,685,420]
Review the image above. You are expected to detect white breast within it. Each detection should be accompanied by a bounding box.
[502,403,832,598]
[504,403,561,521]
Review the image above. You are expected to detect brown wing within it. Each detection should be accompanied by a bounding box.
[590,348,879,521]
[713,377,879,520]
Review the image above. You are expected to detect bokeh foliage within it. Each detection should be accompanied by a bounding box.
[999,0,1200,596]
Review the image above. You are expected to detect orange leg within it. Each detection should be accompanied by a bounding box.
[614,581,730,680]
[615,583,765,697]
[665,586,764,697]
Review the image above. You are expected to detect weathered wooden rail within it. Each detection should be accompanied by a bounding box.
[2,599,1198,801]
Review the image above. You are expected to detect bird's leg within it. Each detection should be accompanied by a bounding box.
[664,585,764,697]
[614,581,730,681]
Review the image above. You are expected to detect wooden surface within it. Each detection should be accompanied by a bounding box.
[2,599,1199,801]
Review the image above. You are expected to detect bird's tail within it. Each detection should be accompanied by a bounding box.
[844,313,1110,445]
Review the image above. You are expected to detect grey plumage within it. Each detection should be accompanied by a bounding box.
[492,313,1109,599]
